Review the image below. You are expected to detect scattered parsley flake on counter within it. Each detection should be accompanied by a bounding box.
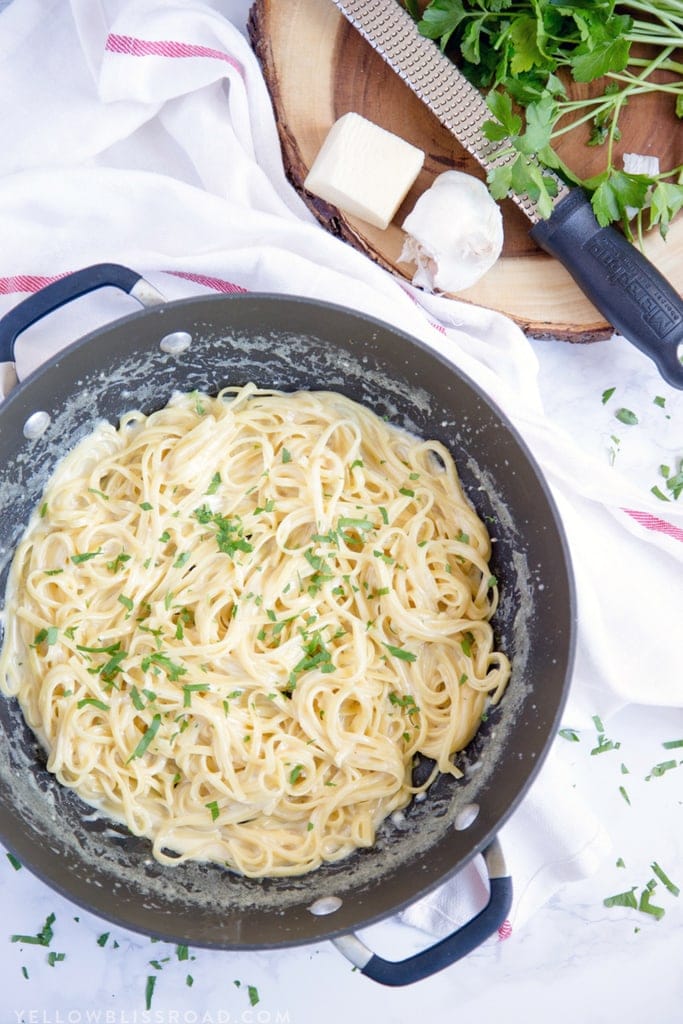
[145,975,156,1011]
[602,386,616,404]
[616,857,626,868]
[615,407,638,426]
[21,966,29,980]
[639,882,666,921]
[97,932,109,947]
[11,911,56,947]
[653,396,666,408]
[662,739,683,749]
[6,852,22,871]
[248,985,260,1007]
[604,887,638,910]
[651,862,680,898]
[646,759,679,779]
[619,785,631,805]
[47,951,66,967]
[176,944,190,961]
[558,728,579,742]
[186,974,194,987]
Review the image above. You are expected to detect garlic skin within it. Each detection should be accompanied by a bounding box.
[399,171,504,293]
[623,153,660,220]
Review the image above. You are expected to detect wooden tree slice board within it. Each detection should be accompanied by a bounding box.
[248,0,683,342]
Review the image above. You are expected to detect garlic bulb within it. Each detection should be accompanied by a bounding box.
[399,171,504,293]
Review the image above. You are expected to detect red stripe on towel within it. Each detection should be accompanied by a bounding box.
[0,273,67,295]
[164,270,248,294]
[498,919,513,941]
[105,33,244,78]
[623,508,683,544]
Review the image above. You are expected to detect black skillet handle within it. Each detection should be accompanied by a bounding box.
[0,263,165,364]
[530,189,683,389]
[332,838,512,986]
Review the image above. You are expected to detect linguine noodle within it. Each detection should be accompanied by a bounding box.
[0,384,510,877]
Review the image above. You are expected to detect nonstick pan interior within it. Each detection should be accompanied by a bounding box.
[0,293,574,948]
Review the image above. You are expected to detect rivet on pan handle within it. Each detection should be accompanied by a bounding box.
[0,263,166,378]
[332,837,512,986]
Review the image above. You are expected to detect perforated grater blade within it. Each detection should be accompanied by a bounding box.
[331,0,571,223]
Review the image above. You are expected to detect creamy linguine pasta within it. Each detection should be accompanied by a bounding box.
[0,384,510,877]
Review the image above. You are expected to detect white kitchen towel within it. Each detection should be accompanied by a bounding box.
[0,0,680,938]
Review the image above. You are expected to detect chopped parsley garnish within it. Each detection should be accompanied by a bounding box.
[382,643,417,663]
[287,632,336,690]
[206,472,222,495]
[127,714,162,762]
[77,698,110,712]
[281,447,292,463]
[71,549,101,564]
[205,800,220,821]
[106,552,131,573]
[33,626,58,648]
[141,651,187,681]
[601,386,616,404]
[183,683,209,707]
[194,505,254,558]
[460,631,474,657]
[388,692,418,710]
[289,764,304,784]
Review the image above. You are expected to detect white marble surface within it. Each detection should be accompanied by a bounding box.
[2,698,682,1023]
[1,0,682,1020]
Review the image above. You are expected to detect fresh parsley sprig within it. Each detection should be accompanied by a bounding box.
[413,0,683,236]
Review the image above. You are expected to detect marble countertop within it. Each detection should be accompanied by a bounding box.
[0,0,681,1020]
[2,698,681,1024]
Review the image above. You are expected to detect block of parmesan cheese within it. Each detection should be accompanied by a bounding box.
[304,113,425,230]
